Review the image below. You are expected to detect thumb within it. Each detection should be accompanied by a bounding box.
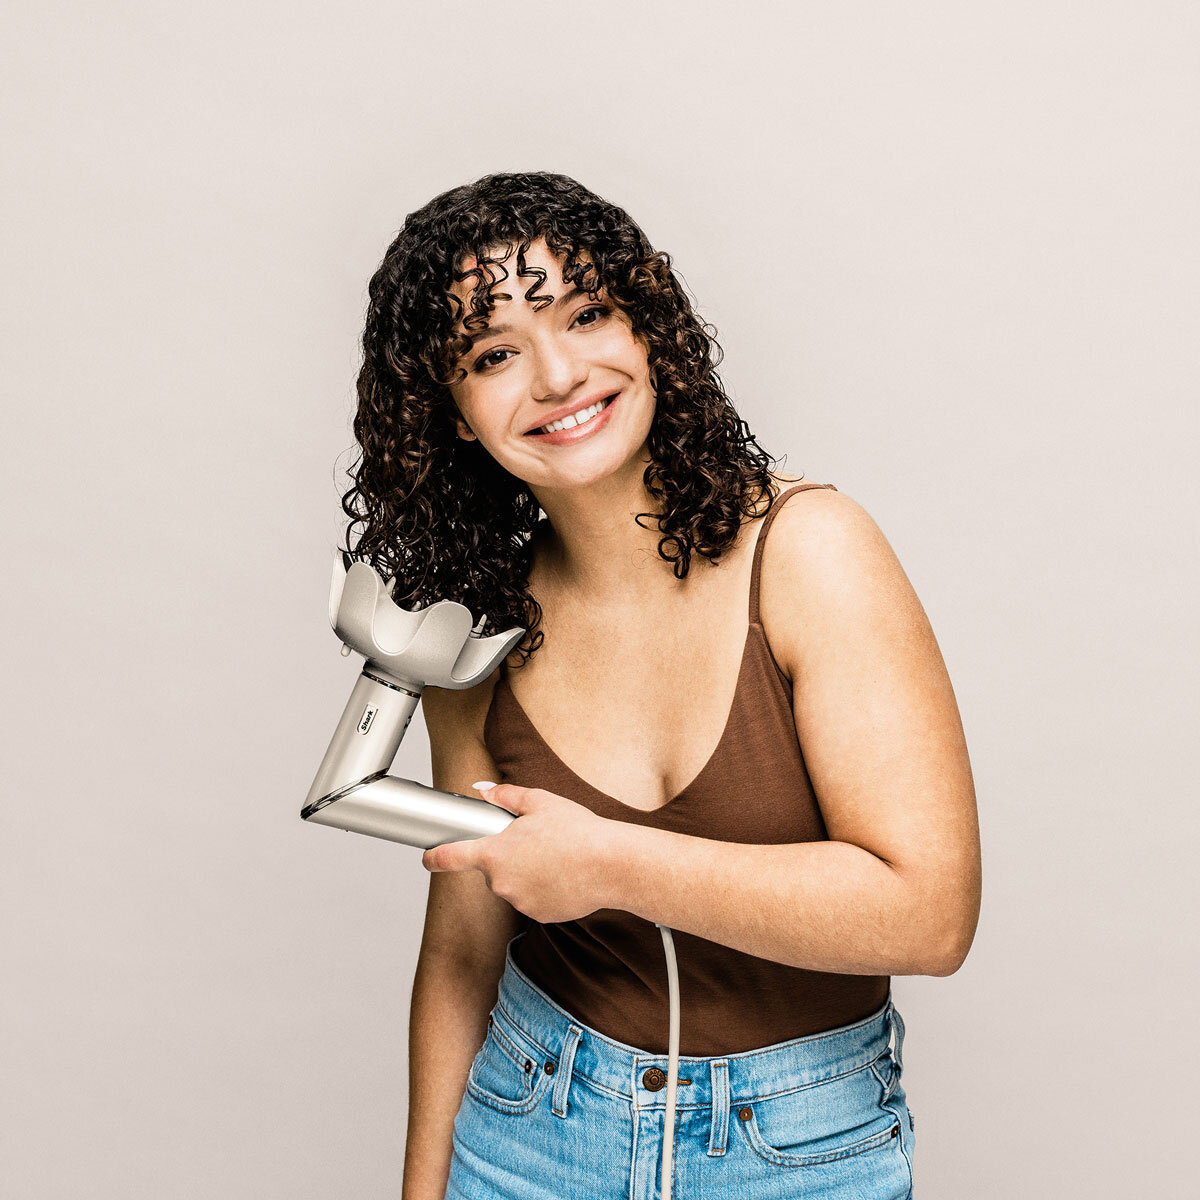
[422,838,478,873]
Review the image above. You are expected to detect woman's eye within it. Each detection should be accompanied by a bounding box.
[574,304,610,328]
[473,348,512,372]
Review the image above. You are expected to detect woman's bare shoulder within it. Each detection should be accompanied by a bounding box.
[758,483,913,678]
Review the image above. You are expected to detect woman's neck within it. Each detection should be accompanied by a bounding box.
[529,455,683,606]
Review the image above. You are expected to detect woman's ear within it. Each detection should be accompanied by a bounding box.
[454,414,478,441]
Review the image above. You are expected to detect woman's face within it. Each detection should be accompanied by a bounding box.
[446,237,656,490]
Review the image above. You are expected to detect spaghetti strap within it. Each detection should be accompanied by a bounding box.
[748,481,838,624]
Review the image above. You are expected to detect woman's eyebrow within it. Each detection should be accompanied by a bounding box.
[462,285,593,345]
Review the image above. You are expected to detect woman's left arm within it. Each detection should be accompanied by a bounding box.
[603,490,982,977]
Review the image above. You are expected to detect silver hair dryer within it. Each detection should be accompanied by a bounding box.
[300,550,525,849]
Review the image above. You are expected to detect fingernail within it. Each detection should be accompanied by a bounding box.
[472,780,498,792]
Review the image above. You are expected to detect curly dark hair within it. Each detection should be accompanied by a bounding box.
[339,170,791,666]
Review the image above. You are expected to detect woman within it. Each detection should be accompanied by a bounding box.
[344,172,981,1199]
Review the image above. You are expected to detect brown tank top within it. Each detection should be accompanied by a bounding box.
[483,482,890,1056]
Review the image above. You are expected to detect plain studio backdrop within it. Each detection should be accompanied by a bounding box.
[3,2,1196,1197]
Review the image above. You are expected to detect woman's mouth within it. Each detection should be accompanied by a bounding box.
[523,393,620,444]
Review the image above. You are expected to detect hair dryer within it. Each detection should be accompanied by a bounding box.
[300,549,525,847]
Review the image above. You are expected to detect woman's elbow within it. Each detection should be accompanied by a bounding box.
[927,915,979,976]
[901,877,979,977]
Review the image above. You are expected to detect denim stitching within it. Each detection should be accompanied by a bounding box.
[870,1073,913,1195]
[487,1011,537,1074]
[465,1042,552,1116]
[739,1106,901,1168]
[465,1071,551,1116]
[733,1056,887,1107]
[494,1000,551,1059]
[627,1096,639,1200]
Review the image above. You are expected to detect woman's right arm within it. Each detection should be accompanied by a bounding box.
[402,669,524,1200]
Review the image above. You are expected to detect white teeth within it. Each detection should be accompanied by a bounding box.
[538,396,611,435]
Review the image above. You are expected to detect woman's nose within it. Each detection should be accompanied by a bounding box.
[527,336,590,399]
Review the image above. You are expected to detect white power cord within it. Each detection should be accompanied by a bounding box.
[656,923,681,1200]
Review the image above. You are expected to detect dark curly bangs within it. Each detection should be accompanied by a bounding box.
[339,170,789,667]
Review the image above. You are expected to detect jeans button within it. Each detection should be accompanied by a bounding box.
[642,1067,667,1091]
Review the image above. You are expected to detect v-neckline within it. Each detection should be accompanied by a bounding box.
[496,622,760,816]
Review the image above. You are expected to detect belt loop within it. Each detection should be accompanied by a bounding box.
[551,1024,583,1118]
[707,1059,729,1156]
[891,1005,906,1077]
[881,1001,905,1103]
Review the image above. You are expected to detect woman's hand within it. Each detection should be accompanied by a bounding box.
[421,782,623,924]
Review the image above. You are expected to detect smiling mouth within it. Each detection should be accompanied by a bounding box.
[524,393,618,436]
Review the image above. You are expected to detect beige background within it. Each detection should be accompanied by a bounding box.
[3,2,1196,1196]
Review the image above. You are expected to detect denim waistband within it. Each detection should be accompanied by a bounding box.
[494,931,905,1124]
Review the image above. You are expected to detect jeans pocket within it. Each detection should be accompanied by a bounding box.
[737,1062,902,1168]
[465,1005,553,1116]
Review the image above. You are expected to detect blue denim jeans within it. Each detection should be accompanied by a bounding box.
[446,932,915,1199]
